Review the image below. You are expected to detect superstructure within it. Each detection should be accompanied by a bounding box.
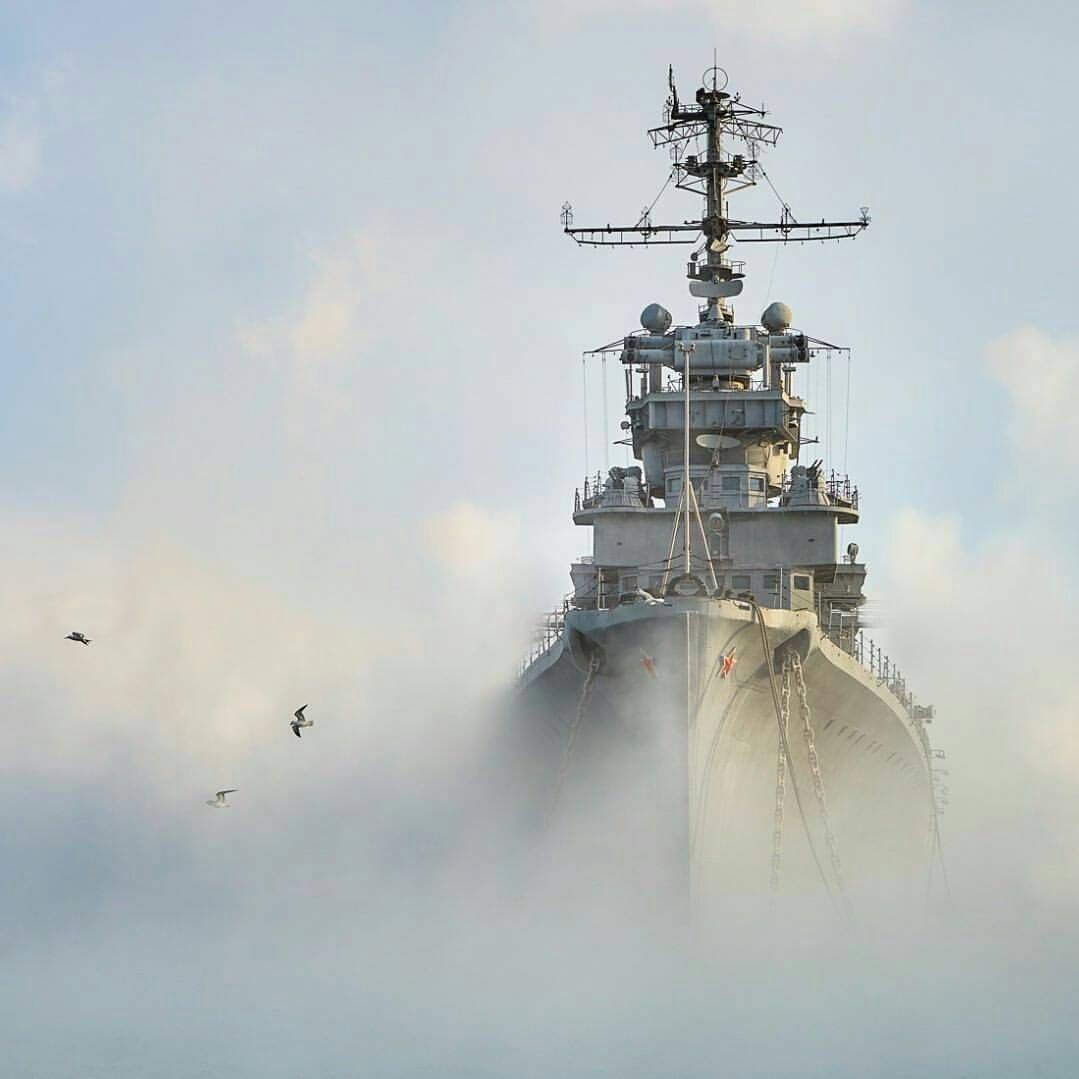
[519,67,946,922]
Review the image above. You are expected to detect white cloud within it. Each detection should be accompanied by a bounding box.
[881,506,1079,918]
[236,231,389,415]
[427,501,522,580]
[986,326,1079,463]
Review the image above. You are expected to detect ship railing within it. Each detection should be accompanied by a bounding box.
[575,472,646,512]
[777,469,859,509]
[519,594,574,676]
[575,472,607,512]
[823,624,934,743]
[824,471,859,509]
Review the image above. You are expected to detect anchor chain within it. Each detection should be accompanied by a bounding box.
[769,657,793,897]
[557,651,601,794]
[791,652,848,903]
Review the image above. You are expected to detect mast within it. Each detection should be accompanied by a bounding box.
[698,69,729,323]
[561,65,870,317]
[563,64,867,584]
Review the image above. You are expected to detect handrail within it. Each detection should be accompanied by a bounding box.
[821,624,933,750]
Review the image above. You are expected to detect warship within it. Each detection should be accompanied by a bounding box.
[517,66,946,922]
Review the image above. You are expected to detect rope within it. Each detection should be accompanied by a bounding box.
[556,652,601,797]
[769,659,792,900]
[925,800,952,910]
[791,652,851,911]
[750,600,837,908]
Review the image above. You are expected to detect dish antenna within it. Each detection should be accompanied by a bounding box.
[696,433,742,450]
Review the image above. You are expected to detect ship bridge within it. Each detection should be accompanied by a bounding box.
[559,62,875,644]
[570,302,864,629]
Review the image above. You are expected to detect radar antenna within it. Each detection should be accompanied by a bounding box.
[561,66,870,321]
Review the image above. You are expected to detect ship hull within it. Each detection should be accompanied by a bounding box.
[518,598,934,925]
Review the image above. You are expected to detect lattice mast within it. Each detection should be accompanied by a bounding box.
[561,66,870,321]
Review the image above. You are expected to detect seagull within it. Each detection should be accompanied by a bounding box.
[635,587,671,607]
[65,631,91,646]
[205,789,237,808]
[291,704,314,739]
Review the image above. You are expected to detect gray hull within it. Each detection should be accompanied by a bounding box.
[519,598,934,923]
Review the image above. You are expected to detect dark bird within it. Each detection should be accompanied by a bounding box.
[291,704,314,739]
[205,789,237,808]
[65,631,91,646]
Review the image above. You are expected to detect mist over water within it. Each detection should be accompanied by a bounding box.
[4,540,1077,1078]
[4,2,1079,1074]
[1,407,1074,1078]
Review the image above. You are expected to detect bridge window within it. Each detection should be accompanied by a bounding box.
[732,574,751,590]
[763,573,779,592]
[793,575,811,590]
[750,476,765,493]
[721,475,741,492]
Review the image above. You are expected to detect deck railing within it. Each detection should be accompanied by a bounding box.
[519,595,572,676]
[822,624,934,747]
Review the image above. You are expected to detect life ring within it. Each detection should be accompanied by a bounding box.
[664,573,708,598]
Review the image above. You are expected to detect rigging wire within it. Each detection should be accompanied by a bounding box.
[602,353,610,471]
[826,350,833,468]
[635,169,675,227]
[581,354,589,478]
[843,350,852,474]
[757,164,797,222]
[764,242,781,300]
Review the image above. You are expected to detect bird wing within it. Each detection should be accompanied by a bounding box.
[291,723,302,738]
[294,705,307,721]
[217,789,237,798]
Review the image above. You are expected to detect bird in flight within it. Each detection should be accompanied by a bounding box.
[205,789,237,808]
[65,631,91,646]
[635,587,671,607]
[291,705,314,739]
[720,649,738,679]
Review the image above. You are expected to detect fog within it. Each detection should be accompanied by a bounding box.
[3,1,1079,1074]
[3,492,1077,1076]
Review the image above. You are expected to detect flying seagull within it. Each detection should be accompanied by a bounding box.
[635,587,671,607]
[291,704,313,739]
[205,789,237,808]
[65,631,91,646]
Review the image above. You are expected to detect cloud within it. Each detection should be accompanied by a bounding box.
[427,501,522,580]
[532,0,904,41]
[986,326,1079,472]
[881,504,1079,920]
[236,231,389,415]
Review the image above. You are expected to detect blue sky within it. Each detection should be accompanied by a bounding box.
[3,2,1079,1074]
